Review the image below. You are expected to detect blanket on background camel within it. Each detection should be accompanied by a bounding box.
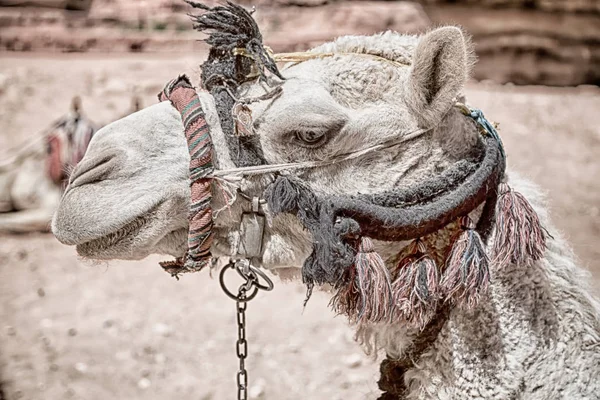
[45,99,96,186]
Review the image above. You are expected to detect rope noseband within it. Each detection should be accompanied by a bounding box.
[158,76,214,274]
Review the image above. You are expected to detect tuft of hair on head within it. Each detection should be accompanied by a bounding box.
[186,0,282,81]
[71,96,82,114]
[131,95,142,113]
[186,1,261,51]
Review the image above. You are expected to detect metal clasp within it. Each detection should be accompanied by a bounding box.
[237,196,265,259]
[219,259,274,302]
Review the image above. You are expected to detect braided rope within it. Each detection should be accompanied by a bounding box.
[159,75,214,274]
[232,48,411,68]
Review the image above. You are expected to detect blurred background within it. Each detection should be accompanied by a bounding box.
[0,1,598,399]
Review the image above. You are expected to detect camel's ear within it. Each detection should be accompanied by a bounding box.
[407,26,472,127]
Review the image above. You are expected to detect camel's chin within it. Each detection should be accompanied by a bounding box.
[75,224,188,261]
[75,242,147,260]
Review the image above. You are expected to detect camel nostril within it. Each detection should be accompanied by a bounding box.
[68,152,121,190]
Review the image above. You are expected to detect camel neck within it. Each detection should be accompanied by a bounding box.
[377,301,453,399]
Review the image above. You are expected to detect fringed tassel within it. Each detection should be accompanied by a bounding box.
[441,216,490,308]
[493,183,546,266]
[330,237,393,325]
[391,240,440,329]
[330,265,361,321]
[159,257,186,279]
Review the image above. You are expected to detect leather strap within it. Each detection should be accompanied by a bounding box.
[377,302,453,399]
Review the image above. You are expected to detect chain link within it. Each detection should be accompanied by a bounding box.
[236,287,249,400]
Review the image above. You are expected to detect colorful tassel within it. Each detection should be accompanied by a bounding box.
[493,183,546,266]
[330,237,393,325]
[391,240,440,329]
[46,134,65,185]
[441,216,490,308]
[330,265,360,321]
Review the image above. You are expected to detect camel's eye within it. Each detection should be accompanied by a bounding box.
[293,129,327,147]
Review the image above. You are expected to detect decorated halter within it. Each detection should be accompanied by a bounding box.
[158,2,547,330]
[45,97,96,187]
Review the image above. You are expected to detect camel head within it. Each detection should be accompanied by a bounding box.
[52,9,482,275]
[47,9,599,397]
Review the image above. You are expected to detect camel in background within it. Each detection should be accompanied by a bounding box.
[0,97,95,233]
[0,96,142,233]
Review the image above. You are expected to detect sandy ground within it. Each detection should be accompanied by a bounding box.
[0,53,599,400]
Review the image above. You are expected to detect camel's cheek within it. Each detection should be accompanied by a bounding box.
[259,214,313,270]
[261,233,303,269]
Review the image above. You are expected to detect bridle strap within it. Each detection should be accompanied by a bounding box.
[193,2,281,169]
[377,302,453,399]
[159,75,214,273]
[330,134,505,242]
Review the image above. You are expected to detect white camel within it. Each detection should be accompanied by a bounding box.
[0,98,96,233]
[51,27,600,399]
[0,96,145,234]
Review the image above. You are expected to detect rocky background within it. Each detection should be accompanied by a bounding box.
[0,0,599,85]
[0,1,599,400]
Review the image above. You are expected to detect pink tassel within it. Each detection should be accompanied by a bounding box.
[391,240,440,329]
[330,265,360,322]
[330,237,393,325]
[441,216,490,308]
[46,134,65,185]
[493,183,546,266]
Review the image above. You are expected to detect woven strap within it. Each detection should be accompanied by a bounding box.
[159,75,214,273]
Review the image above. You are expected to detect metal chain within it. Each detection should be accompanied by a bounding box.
[236,287,249,400]
[220,260,274,400]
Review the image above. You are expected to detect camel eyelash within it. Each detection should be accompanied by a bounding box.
[292,129,328,148]
[289,120,346,148]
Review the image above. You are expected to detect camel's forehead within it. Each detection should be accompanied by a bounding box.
[278,32,419,102]
[236,55,413,131]
[274,56,410,109]
[282,55,409,85]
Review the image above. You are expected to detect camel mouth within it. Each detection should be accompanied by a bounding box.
[69,195,190,261]
[75,213,150,258]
